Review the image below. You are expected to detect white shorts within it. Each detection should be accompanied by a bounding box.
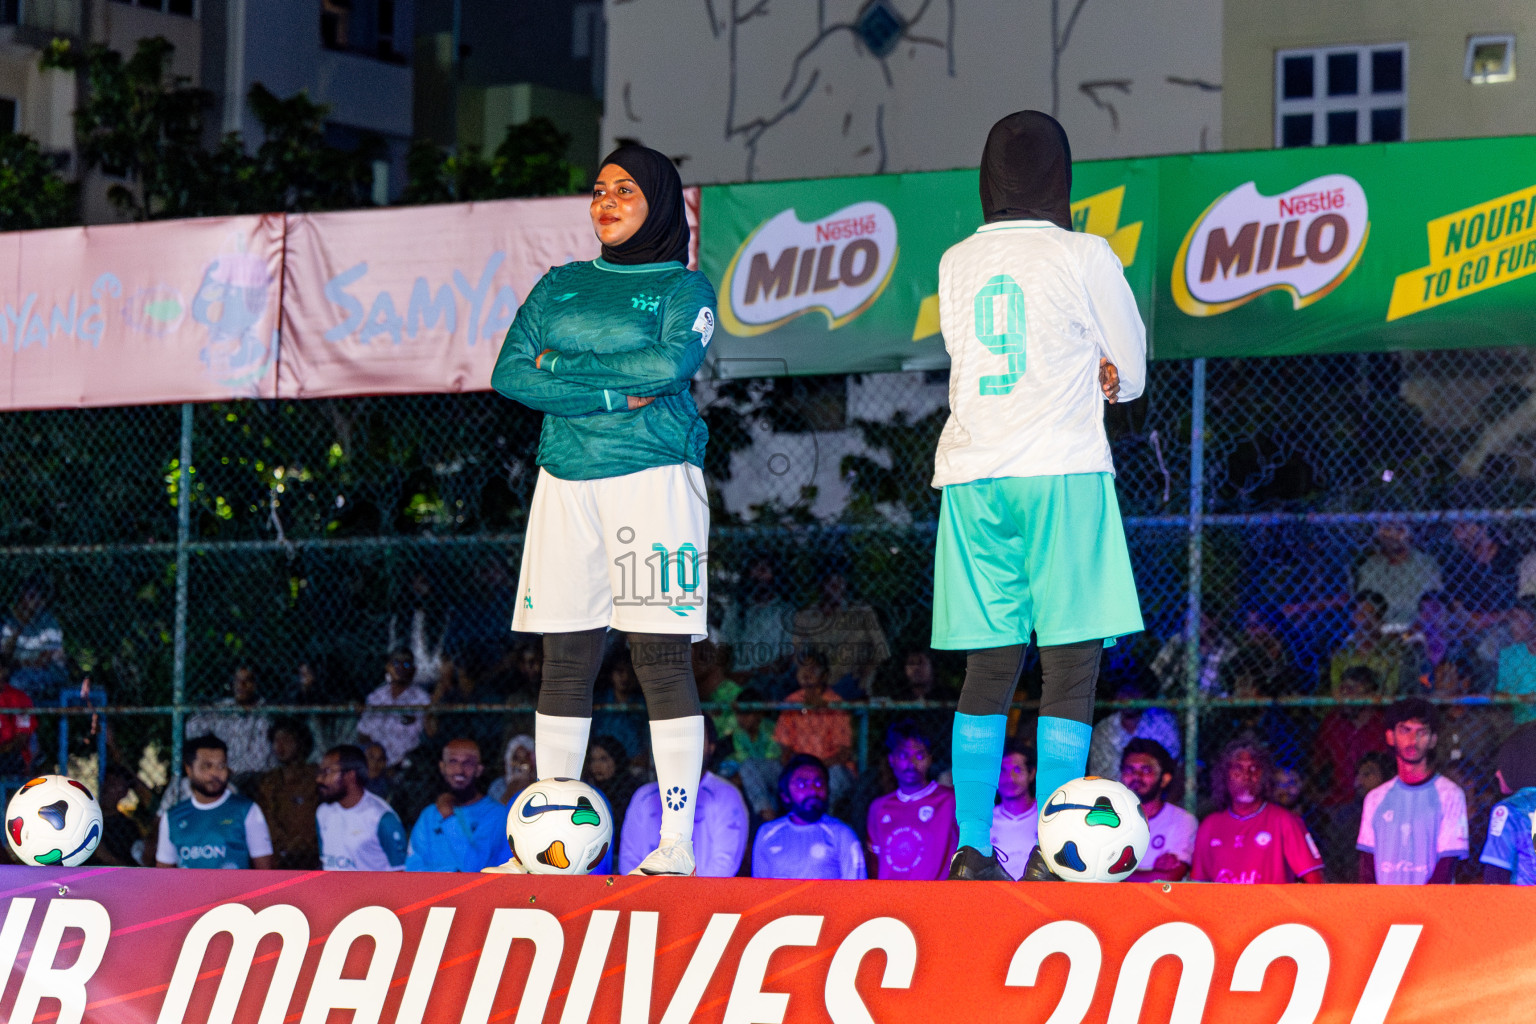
[513,464,709,641]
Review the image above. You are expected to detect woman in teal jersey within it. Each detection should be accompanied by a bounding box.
[490,146,716,876]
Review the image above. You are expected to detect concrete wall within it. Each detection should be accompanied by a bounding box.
[602,0,1224,184]
[1224,0,1536,150]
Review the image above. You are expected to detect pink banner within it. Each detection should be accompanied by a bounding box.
[0,217,285,410]
[277,197,601,400]
[0,191,700,411]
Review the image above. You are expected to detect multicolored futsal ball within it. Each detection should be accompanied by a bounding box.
[1036,775,1150,882]
[507,778,613,875]
[5,775,104,868]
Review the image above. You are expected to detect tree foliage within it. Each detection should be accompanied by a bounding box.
[400,117,585,205]
[0,133,77,231]
[42,36,380,220]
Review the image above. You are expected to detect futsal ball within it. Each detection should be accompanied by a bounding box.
[5,775,104,868]
[1036,776,1150,882]
[507,778,613,875]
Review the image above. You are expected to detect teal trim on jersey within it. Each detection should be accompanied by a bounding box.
[166,793,256,869]
[593,258,687,273]
[932,472,1143,649]
[491,259,716,481]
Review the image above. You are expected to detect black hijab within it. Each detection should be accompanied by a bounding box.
[596,145,689,266]
[979,111,1073,229]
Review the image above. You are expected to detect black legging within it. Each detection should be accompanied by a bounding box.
[955,639,1101,723]
[537,629,701,720]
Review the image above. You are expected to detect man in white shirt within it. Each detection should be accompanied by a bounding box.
[1119,738,1196,882]
[316,743,408,871]
[186,665,274,781]
[933,111,1146,882]
[1088,677,1183,778]
[356,650,431,767]
[751,755,866,880]
[990,736,1038,880]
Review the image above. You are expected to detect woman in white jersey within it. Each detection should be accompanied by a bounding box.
[933,111,1147,881]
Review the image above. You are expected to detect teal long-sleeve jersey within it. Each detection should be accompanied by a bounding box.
[490,257,716,481]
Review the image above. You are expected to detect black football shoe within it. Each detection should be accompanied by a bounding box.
[1022,845,1063,881]
[948,845,1013,881]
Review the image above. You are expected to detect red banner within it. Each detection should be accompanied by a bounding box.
[1,865,1532,1024]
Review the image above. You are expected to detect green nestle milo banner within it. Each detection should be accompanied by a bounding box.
[698,136,1536,373]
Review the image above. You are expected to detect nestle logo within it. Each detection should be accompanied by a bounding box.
[1277,188,1348,217]
[815,216,879,242]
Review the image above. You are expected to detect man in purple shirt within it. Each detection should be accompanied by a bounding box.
[867,719,958,880]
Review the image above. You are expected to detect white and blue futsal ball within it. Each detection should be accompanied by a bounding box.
[507,778,613,875]
[1036,776,1150,882]
[5,775,104,867]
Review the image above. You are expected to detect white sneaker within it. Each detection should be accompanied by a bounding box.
[629,838,696,876]
[483,855,529,874]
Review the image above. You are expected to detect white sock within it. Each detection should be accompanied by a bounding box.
[649,715,705,844]
[535,712,591,781]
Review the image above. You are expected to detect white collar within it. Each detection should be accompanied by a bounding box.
[895,780,939,803]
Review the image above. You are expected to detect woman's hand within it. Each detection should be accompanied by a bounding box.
[627,395,655,410]
[1099,358,1121,404]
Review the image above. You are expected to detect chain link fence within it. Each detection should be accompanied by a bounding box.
[3,348,1536,877]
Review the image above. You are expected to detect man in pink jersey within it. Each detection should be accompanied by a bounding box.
[867,719,959,880]
[1192,737,1324,884]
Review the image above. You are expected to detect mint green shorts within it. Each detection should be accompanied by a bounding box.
[931,473,1144,650]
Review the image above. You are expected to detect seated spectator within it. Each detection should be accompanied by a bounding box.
[1192,738,1323,884]
[1120,738,1196,883]
[694,639,742,738]
[1226,608,1302,697]
[1220,669,1310,771]
[774,652,855,804]
[1496,596,1536,726]
[585,735,646,838]
[92,764,153,867]
[751,755,866,880]
[1480,723,1536,884]
[722,687,781,821]
[1357,698,1468,885]
[1087,675,1181,778]
[425,661,501,759]
[1355,520,1442,630]
[1311,665,1390,869]
[356,650,432,768]
[0,656,37,774]
[885,649,956,758]
[406,738,512,873]
[364,742,396,802]
[284,661,353,754]
[592,649,648,767]
[1434,655,1507,795]
[792,571,890,700]
[488,734,535,804]
[1441,518,1521,630]
[187,665,274,789]
[1150,612,1237,696]
[156,735,274,870]
[1329,591,1412,696]
[0,573,68,704]
[619,719,747,877]
[717,558,796,688]
[1403,591,1470,688]
[316,744,408,871]
[253,715,321,870]
[990,736,1038,880]
[866,719,957,881]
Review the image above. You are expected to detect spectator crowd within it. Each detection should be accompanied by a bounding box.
[7,519,1536,885]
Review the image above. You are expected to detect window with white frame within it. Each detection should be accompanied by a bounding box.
[1275,44,1407,148]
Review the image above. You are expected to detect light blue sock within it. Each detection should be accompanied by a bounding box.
[1035,715,1093,826]
[952,712,1008,855]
